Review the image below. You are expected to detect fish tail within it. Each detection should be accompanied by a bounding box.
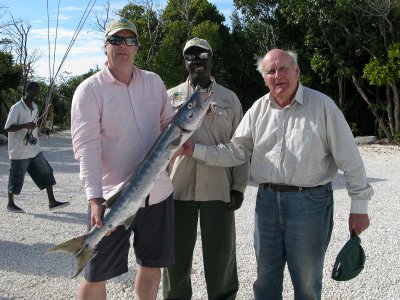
[47,234,94,278]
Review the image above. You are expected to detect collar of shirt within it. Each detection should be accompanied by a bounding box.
[187,77,216,108]
[187,76,216,93]
[20,99,37,115]
[267,83,304,108]
[103,63,146,86]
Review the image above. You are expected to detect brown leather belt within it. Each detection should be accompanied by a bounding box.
[263,183,325,193]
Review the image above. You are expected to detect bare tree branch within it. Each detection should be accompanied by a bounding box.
[176,0,199,39]
[5,14,42,92]
[91,0,112,33]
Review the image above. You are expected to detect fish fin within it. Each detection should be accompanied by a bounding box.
[103,191,121,209]
[122,213,137,230]
[47,234,94,278]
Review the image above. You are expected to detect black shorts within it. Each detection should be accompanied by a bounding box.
[84,194,175,282]
[8,152,56,194]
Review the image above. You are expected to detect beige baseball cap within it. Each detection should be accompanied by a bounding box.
[105,18,139,38]
[183,37,213,55]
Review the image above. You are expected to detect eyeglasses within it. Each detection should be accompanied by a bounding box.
[184,52,212,62]
[107,35,139,46]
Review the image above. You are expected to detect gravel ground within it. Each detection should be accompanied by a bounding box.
[0,130,399,300]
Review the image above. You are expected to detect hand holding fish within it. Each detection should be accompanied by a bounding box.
[89,198,105,228]
[170,146,184,162]
[180,140,194,156]
[89,198,117,236]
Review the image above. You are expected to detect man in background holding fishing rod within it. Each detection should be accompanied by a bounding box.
[4,81,70,213]
[71,18,175,300]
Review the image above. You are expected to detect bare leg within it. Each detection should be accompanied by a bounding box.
[46,186,56,203]
[8,192,15,207]
[7,192,24,212]
[46,186,70,209]
[78,279,106,300]
[135,266,161,300]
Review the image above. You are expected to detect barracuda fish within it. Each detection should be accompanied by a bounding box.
[48,87,212,278]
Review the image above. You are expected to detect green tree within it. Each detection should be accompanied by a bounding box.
[0,51,21,90]
[363,42,400,139]
[226,10,266,111]
[53,68,99,128]
[0,51,22,131]
[234,0,400,140]
[118,0,232,88]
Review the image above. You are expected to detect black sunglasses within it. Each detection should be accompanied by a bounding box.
[107,35,139,46]
[184,52,212,62]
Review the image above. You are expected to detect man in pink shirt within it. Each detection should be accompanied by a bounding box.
[71,18,175,300]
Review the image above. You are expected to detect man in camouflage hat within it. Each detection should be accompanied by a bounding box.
[163,37,250,300]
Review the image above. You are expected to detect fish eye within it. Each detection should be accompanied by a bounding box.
[187,103,193,109]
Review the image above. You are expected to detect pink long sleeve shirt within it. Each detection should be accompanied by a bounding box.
[71,64,174,205]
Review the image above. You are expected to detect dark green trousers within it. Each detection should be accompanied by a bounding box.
[163,200,238,300]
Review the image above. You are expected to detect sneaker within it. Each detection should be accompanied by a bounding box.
[49,201,70,211]
[7,205,25,213]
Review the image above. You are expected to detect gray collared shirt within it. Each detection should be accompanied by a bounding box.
[194,83,373,213]
[168,78,250,202]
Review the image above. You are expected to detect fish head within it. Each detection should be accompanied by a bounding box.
[174,86,212,133]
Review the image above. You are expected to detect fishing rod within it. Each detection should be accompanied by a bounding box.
[37,0,97,134]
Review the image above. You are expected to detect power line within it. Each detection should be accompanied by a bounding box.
[39,0,97,131]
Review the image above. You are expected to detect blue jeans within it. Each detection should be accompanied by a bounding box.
[253,183,333,300]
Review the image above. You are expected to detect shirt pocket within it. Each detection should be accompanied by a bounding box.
[209,104,232,136]
[284,128,313,182]
[286,128,312,156]
[193,101,233,144]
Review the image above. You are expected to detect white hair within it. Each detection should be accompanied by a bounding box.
[256,50,298,75]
